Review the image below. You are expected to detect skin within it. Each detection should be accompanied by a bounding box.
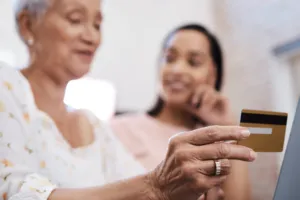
[12,0,256,199]
[155,30,251,200]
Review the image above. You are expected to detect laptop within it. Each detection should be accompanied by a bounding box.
[273,99,300,200]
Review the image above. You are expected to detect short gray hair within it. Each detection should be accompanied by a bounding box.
[13,0,49,19]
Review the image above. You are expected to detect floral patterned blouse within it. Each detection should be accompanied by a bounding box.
[0,63,145,200]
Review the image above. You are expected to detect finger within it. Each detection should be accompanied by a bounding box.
[202,89,217,109]
[191,93,201,108]
[195,159,231,176]
[198,194,206,200]
[191,86,209,107]
[186,125,251,145]
[198,143,256,161]
[191,89,205,108]
[206,188,224,200]
[217,188,225,200]
[219,95,230,108]
[205,187,225,200]
[197,175,227,192]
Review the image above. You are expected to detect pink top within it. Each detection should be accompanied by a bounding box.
[110,113,279,199]
[110,113,189,170]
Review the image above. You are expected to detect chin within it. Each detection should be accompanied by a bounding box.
[69,64,91,79]
[163,94,190,107]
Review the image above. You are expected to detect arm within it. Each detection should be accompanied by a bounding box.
[222,161,251,200]
[0,79,57,199]
[221,117,251,200]
[221,117,252,200]
[49,175,156,200]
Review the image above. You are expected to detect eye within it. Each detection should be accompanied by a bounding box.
[69,18,81,24]
[67,13,83,24]
[164,53,177,64]
[188,59,202,67]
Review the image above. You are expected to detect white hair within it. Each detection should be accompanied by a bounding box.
[13,0,49,19]
[13,0,49,42]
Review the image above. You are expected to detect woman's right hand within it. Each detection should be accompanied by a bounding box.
[148,125,256,200]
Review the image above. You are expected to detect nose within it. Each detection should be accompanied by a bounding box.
[81,25,101,47]
[170,59,186,75]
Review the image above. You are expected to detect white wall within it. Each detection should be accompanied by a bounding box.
[91,0,216,111]
[215,1,300,199]
[0,0,28,67]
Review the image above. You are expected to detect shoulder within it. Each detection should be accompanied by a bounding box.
[110,113,148,127]
[109,113,154,141]
[0,64,35,138]
[75,109,115,141]
[0,62,28,86]
[0,63,32,104]
[75,109,104,128]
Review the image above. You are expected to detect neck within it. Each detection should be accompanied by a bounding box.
[21,65,68,120]
[155,103,197,130]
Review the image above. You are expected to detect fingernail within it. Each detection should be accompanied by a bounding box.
[240,127,250,138]
[250,150,257,160]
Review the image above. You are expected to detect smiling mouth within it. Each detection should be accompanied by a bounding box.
[165,81,189,92]
[75,50,95,63]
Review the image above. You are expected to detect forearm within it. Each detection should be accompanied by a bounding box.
[222,161,251,200]
[49,174,158,200]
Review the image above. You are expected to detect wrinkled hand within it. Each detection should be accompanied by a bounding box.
[148,126,256,200]
[186,85,236,126]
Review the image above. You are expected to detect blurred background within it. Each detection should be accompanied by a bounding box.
[1,0,300,199]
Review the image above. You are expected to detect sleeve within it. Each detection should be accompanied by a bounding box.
[0,66,57,200]
[85,112,146,182]
[108,130,146,180]
[103,129,146,182]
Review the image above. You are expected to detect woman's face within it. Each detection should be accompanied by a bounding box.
[159,30,217,106]
[19,0,102,80]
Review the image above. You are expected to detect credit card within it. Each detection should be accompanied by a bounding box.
[238,109,288,152]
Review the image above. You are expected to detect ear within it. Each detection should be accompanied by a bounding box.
[16,10,35,45]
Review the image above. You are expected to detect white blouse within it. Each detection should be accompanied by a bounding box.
[0,63,145,200]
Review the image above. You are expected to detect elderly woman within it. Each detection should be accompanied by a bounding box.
[0,0,256,200]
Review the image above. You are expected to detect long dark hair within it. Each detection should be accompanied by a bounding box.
[148,23,224,117]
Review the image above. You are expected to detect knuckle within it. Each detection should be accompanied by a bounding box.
[218,143,231,158]
[197,162,213,176]
[168,136,182,150]
[198,168,211,177]
[195,177,210,191]
[181,163,194,178]
[206,125,221,140]
[174,148,188,164]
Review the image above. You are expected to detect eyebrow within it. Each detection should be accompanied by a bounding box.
[165,47,207,58]
[189,51,207,58]
[60,1,84,12]
[164,46,178,53]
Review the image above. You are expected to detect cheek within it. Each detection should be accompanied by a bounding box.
[158,65,167,82]
[35,22,77,57]
[193,67,210,85]
[95,31,102,47]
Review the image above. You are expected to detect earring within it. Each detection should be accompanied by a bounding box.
[27,38,34,46]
